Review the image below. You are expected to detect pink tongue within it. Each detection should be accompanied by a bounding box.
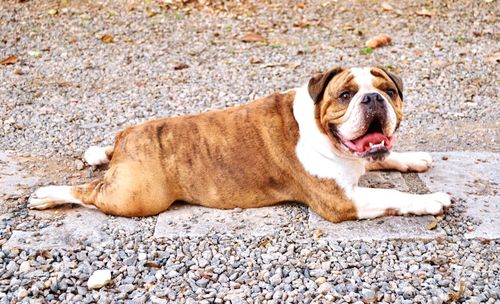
[352,133,389,152]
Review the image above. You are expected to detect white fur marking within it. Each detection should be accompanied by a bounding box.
[84,146,109,166]
[352,187,451,219]
[337,67,397,139]
[381,151,433,172]
[293,85,365,193]
[28,185,89,210]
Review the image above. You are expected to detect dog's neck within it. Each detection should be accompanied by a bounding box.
[292,85,365,192]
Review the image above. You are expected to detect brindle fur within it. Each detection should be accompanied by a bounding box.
[72,92,358,222]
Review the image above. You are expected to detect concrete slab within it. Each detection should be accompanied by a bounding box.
[308,171,446,241]
[154,203,297,238]
[358,170,409,192]
[2,208,140,251]
[464,195,500,240]
[420,152,499,240]
[0,151,38,199]
[309,212,444,241]
[419,152,499,198]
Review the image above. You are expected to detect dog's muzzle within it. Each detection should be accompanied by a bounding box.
[332,92,395,160]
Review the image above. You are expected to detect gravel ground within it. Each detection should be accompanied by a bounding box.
[0,0,499,303]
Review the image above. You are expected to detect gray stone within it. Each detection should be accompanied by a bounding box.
[154,203,297,238]
[317,282,332,295]
[269,274,282,286]
[6,261,17,272]
[196,278,209,288]
[118,284,135,294]
[361,288,376,301]
[19,261,31,272]
[123,256,137,266]
[166,270,179,279]
[138,252,147,261]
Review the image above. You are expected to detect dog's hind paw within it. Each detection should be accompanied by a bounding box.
[28,186,79,210]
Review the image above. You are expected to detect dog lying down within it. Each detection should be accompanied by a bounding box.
[28,66,451,223]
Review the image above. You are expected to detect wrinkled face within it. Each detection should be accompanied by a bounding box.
[308,67,404,161]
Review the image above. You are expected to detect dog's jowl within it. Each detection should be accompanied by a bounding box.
[29,66,451,222]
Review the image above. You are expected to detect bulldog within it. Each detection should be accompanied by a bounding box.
[28,66,451,223]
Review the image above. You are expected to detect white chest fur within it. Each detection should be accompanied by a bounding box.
[292,85,366,193]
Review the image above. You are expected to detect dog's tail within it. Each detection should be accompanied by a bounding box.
[84,146,114,166]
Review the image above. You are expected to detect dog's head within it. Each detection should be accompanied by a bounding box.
[308,67,404,161]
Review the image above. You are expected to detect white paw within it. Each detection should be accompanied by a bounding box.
[84,146,109,166]
[421,192,452,215]
[28,186,78,210]
[395,152,433,172]
[28,186,60,209]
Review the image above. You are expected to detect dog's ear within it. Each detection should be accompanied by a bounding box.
[379,67,403,100]
[308,67,344,104]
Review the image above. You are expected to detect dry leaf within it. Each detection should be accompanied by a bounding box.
[448,280,466,303]
[101,34,113,43]
[485,51,500,64]
[293,20,319,28]
[174,63,189,70]
[365,34,392,49]
[147,10,157,17]
[240,32,266,43]
[426,219,439,230]
[28,50,42,57]
[295,3,305,9]
[143,261,161,268]
[416,8,435,17]
[263,62,301,69]
[14,69,24,75]
[293,21,309,28]
[342,24,354,31]
[0,55,18,65]
[313,229,323,239]
[432,60,447,67]
[381,2,393,11]
[48,8,58,15]
[258,239,271,247]
[249,56,262,64]
[414,50,423,57]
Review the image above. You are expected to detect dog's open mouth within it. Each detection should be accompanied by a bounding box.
[332,121,395,159]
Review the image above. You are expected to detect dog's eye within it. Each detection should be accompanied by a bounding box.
[385,88,396,98]
[339,91,351,100]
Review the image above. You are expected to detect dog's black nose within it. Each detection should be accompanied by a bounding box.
[362,93,384,104]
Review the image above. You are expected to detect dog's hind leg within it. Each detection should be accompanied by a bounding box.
[29,162,176,217]
[84,146,114,166]
[28,183,99,210]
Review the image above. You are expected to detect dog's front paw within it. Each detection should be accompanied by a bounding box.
[420,192,452,215]
[394,152,433,172]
